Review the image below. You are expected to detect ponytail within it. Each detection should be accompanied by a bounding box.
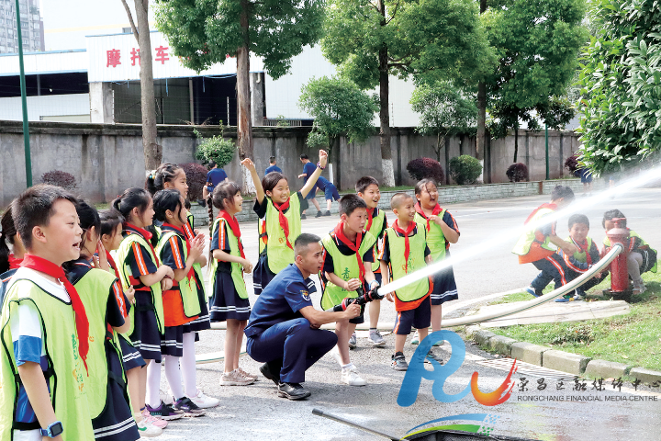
[145,163,182,196]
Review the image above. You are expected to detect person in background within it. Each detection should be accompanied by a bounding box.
[265,156,283,175]
[298,154,323,219]
[202,161,229,213]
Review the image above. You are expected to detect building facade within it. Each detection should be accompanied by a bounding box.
[0,0,44,54]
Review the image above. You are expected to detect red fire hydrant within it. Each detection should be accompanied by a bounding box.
[605,218,631,300]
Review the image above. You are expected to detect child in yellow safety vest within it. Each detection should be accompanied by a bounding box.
[556,214,606,301]
[512,185,578,302]
[355,176,388,347]
[602,209,657,295]
[379,193,442,371]
[320,194,379,386]
[241,151,327,295]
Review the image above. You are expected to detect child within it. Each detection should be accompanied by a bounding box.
[602,209,657,295]
[242,149,328,294]
[512,185,578,300]
[64,201,142,440]
[147,163,216,408]
[209,181,257,385]
[100,210,163,434]
[320,194,379,386]
[557,214,606,301]
[0,184,94,440]
[152,189,207,416]
[112,188,182,423]
[0,204,25,302]
[379,193,437,371]
[355,176,388,347]
[413,179,460,342]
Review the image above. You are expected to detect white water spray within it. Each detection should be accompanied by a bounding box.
[377,165,661,296]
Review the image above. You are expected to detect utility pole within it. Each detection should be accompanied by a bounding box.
[15,0,32,187]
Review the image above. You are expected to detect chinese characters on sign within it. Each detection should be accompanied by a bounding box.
[106,46,170,68]
[515,376,659,402]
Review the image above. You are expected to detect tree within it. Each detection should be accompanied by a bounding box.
[120,0,161,170]
[480,0,587,164]
[409,81,477,168]
[154,0,325,189]
[577,0,661,174]
[322,0,493,187]
[298,76,378,163]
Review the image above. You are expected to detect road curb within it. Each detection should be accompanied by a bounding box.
[510,342,552,366]
[543,350,591,375]
[584,360,631,379]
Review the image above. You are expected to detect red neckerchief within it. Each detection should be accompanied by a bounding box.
[334,222,365,281]
[524,203,557,225]
[392,220,416,272]
[218,211,245,259]
[571,238,592,265]
[124,223,158,261]
[105,251,120,279]
[272,199,293,250]
[8,254,23,270]
[162,223,195,284]
[21,254,90,374]
[366,208,375,232]
[414,202,442,232]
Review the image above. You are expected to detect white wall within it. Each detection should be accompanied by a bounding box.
[0,93,90,121]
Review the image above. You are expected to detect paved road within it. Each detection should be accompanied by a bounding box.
[158,186,661,440]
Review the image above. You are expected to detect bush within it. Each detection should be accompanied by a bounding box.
[406,157,445,184]
[564,154,580,177]
[179,163,208,201]
[448,155,482,185]
[506,163,529,182]
[194,127,236,168]
[41,170,76,190]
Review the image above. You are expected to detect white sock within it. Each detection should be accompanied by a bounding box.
[342,363,354,371]
[164,355,185,400]
[146,361,162,409]
[181,332,198,397]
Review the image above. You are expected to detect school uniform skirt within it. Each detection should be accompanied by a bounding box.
[210,270,251,322]
[430,251,459,306]
[130,290,163,362]
[93,341,140,441]
[252,254,277,295]
[119,334,146,371]
[161,326,184,357]
[183,284,211,334]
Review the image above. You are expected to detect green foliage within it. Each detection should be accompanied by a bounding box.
[298,76,378,155]
[322,0,494,90]
[448,155,482,185]
[577,0,661,174]
[154,0,325,79]
[194,127,236,168]
[276,115,290,127]
[484,0,587,138]
[410,81,477,161]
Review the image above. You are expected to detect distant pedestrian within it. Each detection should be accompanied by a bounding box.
[203,161,229,216]
[265,156,283,175]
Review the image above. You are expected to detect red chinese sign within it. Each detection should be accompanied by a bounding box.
[105,47,171,68]
[106,49,121,68]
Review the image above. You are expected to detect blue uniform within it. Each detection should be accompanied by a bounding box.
[265,165,283,175]
[315,176,341,202]
[302,162,319,200]
[245,264,337,383]
[206,168,228,193]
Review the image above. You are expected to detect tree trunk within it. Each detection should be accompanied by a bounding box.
[237,0,255,193]
[134,0,160,170]
[378,0,395,187]
[475,0,487,182]
[513,124,519,163]
[436,133,442,163]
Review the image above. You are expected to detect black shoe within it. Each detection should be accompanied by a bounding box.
[315,211,323,218]
[301,213,307,220]
[277,382,311,400]
[323,210,331,216]
[259,363,280,386]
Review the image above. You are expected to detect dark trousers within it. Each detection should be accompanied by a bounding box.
[566,270,606,294]
[246,318,338,383]
[531,254,570,292]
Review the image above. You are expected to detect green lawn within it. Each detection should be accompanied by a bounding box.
[486,270,661,373]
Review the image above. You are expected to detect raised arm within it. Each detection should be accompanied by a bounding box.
[300,150,328,198]
[241,158,265,204]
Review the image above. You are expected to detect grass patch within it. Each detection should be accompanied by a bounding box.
[489,270,661,371]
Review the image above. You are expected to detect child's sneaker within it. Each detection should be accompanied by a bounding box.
[189,390,220,409]
[348,332,357,349]
[391,352,408,371]
[315,211,323,218]
[526,286,542,298]
[633,282,646,295]
[301,213,307,220]
[323,210,331,216]
[145,401,184,421]
[173,396,206,417]
[369,329,386,347]
[220,369,255,386]
[141,409,168,429]
[424,349,444,365]
[573,289,586,301]
[410,330,420,345]
[341,366,367,386]
[238,367,258,382]
[136,417,163,437]
[554,294,573,303]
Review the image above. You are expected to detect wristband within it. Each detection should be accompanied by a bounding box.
[40,421,63,438]
[317,162,325,170]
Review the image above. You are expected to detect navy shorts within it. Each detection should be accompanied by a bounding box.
[393,297,431,335]
[324,183,340,202]
[305,185,319,200]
